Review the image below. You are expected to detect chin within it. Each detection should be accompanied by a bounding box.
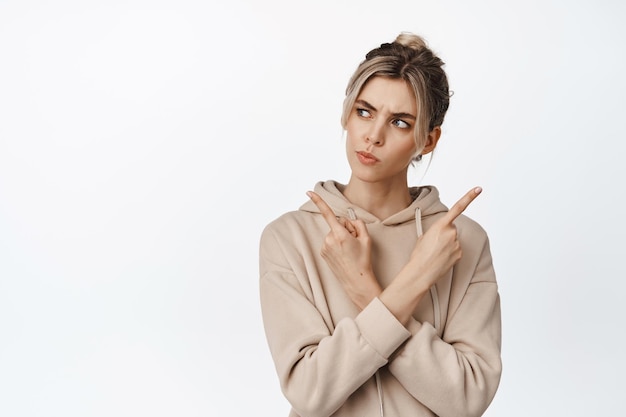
[350,169,386,184]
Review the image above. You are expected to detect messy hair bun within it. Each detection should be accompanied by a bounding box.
[394,32,429,51]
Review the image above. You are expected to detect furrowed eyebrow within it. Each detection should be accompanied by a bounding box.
[392,112,416,120]
[355,99,376,111]
[355,99,416,120]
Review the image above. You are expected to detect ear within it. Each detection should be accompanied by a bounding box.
[420,126,441,155]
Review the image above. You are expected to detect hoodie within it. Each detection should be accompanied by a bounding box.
[259,181,502,417]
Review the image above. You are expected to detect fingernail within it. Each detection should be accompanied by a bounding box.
[306,191,313,198]
[475,187,482,194]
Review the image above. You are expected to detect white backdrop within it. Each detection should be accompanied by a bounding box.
[1,0,625,415]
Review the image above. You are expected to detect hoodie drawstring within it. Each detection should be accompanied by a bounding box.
[415,208,441,333]
[347,207,357,221]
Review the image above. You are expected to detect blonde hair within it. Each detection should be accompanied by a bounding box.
[341,32,451,153]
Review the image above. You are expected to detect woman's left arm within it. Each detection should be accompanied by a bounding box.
[386,226,502,417]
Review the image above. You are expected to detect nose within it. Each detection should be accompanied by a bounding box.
[366,122,385,146]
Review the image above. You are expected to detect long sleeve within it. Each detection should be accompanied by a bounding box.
[259,225,411,417]
[259,185,503,417]
[386,224,502,417]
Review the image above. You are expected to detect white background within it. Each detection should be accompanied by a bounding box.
[1,0,625,415]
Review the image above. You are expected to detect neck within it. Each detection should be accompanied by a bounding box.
[343,176,413,220]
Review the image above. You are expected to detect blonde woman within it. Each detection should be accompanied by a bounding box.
[259,32,502,417]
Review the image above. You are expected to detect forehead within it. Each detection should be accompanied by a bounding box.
[357,77,417,114]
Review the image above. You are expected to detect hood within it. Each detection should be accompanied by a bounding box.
[299,180,448,226]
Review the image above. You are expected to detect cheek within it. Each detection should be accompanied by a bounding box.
[392,133,418,155]
[344,131,355,153]
[345,119,359,139]
[345,134,360,160]
[345,123,362,148]
[394,140,419,165]
[407,141,419,156]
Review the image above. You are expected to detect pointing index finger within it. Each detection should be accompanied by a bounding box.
[442,186,482,224]
[307,191,343,231]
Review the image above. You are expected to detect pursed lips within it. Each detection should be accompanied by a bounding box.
[356,151,380,165]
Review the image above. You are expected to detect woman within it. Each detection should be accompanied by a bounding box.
[259,32,502,417]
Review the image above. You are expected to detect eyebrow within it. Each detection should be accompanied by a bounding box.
[355,99,416,120]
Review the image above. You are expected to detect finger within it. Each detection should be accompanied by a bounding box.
[339,218,358,237]
[307,191,345,232]
[352,219,369,239]
[441,187,482,224]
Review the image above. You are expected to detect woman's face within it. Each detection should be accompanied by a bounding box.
[345,76,418,185]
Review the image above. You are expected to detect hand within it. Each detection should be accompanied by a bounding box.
[407,187,482,290]
[307,191,382,309]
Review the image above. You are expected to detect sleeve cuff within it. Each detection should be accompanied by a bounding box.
[355,297,411,359]
[405,316,423,335]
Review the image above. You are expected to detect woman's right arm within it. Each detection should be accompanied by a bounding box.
[259,226,412,417]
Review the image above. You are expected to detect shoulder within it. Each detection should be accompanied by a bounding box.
[263,210,315,234]
[455,214,488,237]
[455,214,491,252]
[260,209,322,248]
[447,214,498,289]
[259,210,325,275]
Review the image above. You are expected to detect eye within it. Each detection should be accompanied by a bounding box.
[356,108,371,118]
[392,119,411,129]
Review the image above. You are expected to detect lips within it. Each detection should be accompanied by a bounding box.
[356,151,380,165]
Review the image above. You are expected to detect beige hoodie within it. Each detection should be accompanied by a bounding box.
[259,181,501,417]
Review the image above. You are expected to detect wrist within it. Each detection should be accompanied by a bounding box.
[348,270,382,310]
[379,266,430,326]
